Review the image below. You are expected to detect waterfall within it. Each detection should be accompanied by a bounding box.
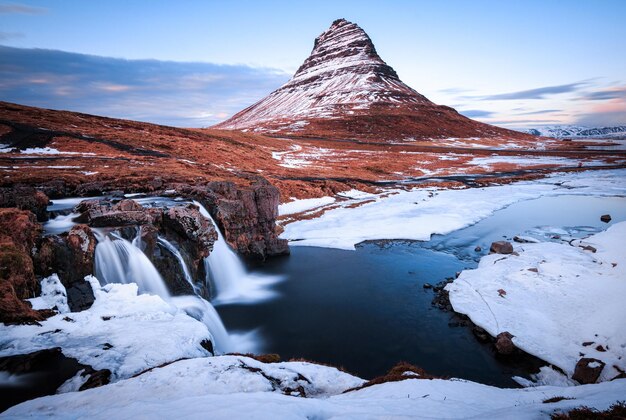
[94,232,171,299]
[193,200,281,305]
[171,296,232,353]
[93,230,232,353]
[157,236,201,295]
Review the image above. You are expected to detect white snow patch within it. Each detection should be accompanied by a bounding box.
[0,276,214,381]
[20,147,96,156]
[27,274,70,313]
[280,169,626,249]
[279,196,336,216]
[4,357,626,419]
[446,221,626,382]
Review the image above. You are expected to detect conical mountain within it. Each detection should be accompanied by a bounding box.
[215,18,525,142]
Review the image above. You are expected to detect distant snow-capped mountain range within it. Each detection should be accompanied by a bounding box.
[522,125,626,139]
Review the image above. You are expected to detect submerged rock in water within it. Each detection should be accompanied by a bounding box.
[490,241,513,254]
[495,332,516,355]
[0,347,100,412]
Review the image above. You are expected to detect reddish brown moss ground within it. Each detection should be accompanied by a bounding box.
[551,402,626,419]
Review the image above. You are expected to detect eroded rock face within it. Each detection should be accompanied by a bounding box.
[200,181,289,259]
[572,357,605,384]
[75,199,153,227]
[34,224,96,312]
[0,208,55,324]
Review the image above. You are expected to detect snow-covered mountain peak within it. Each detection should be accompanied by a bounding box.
[292,18,396,83]
[214,19,525,142]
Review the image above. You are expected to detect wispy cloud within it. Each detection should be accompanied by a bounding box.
[516,109,561,115]
[459,109,494,118]
[581,86,626,101]
[0,45,289,127]
[0,31,23,40]
[0,2,47,14]
[481,82,586,100]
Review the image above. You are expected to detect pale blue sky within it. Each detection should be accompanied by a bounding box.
[1,0,625,128]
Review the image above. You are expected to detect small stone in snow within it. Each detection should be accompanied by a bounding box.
[572,357,605,384]
[490,241,513,254]
[600,214,612,223]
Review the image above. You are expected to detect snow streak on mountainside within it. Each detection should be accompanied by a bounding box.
[524,125,626,139]
[215,19,527,142]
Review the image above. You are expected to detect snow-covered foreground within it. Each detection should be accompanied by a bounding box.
[3,355,625,419]
[281,169,626,249]
[447,222,626,383]
[0,277,213,381]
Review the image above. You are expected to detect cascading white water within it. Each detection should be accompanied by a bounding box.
[170,295,232,353]
[94,229,232,353]
[94,232,171,299]
[157,236,201,295]
[193,200,281,305]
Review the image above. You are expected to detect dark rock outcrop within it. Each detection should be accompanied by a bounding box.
[34,224,96,312]
[0,186,49,221]
[572,357,605,384]
[0,347,101,412]
[600,214,612,223]
[196,180,289,259]
[0,208,55,324]
[490,241,514,254]
[75,199,153,227]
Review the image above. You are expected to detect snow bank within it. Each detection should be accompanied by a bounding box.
[446,222,626,382]
[4,355,625,419]
[0,277,213,380]
[27,274,70,313]
[281,169,626,249]
[19,147,95,156]
[278,196,336,216]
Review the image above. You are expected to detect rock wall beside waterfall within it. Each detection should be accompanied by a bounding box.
[0,208,55,324]
[180,180,289,259]
[8,175,289,260]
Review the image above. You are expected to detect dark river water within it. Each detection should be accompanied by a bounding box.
[218,195,626,387]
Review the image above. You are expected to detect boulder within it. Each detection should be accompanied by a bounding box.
[572,357,605,384]
[490,241,513,254]
[495,331,516,355]
[600,214,611,223]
